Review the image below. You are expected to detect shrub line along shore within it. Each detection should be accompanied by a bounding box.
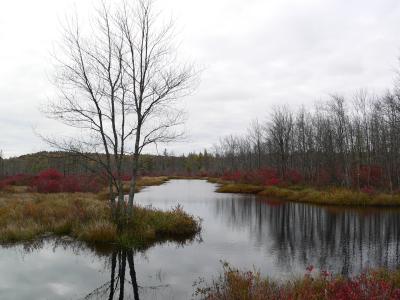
[0,176,201,247]
[195,263,400,299]
[207,178,400,206]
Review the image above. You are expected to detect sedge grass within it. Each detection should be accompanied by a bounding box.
[0,191,200,247]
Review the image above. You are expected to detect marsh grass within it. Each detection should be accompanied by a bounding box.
[195,263,400,300]
[210,178,400,206]
[0,191,200,247]
[259,186,400,206]
[216,183,264,194]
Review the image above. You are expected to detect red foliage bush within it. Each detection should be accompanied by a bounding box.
[0,169,104,194]
[361,186,375,196]
[286,169,303,184]
[352,165,383,188]
[316,169,331,186]
[36,178,61,193]
[221,168,281,186]
[38,169,63,181]
[0,181,6,190]
[2,174,35,186]
[267,177,280,186]
[62,176,82,193]
[199,265,400,300]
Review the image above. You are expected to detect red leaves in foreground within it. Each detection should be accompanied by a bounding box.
[196,264,400,300]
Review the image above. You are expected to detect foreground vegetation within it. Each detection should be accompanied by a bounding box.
[195,263,400,300]
[0,176,200,248]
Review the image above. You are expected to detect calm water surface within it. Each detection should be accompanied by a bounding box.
[2,179,400,299]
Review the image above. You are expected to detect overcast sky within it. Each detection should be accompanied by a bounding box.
[1,0,400,158]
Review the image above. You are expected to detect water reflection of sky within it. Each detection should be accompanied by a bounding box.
[1,180,400,299]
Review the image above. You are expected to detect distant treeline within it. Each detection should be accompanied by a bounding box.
[213,89,400,191]
[0,151,215,178]
[3,88,400,192]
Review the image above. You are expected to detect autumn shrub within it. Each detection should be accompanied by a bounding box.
[196,263,400,300]
[1,174,35,186]
[38,169,63,181]
[19,169,105,193]
[0,181,6,191]
[221,168,281,186]
[286,169,303,184]
[352,165,384,188]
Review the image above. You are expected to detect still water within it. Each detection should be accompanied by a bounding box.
[1,180,400,299]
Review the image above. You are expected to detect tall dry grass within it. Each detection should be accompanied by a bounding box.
[0,191,200,247]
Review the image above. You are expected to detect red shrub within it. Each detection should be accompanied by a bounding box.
[358,165,383,188]
[267,177,280,186]
[62,176,82,193]
[316,169,331,186]
[361,186,375,196]
[36,178,61,193]
[38,169,63,181]
[82,177,102,193]
[0,181,6,190]
[286,169,303,184]
[2,174,35,186]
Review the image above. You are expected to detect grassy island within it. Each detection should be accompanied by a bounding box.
[0,177,200,248]
[209,178,400,207]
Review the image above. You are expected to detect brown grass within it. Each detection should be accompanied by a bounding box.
[209,178,400,206]
[0,191,200,247]
[216,183,265,194]
[259,186,400,206]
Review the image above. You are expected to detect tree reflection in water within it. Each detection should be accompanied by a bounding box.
[214,195,400,276]
[82,249,140,300]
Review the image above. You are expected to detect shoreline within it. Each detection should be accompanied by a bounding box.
[0,177,201,248]
[207,178,400,207]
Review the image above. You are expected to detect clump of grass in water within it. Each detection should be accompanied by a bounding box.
[0,192,200,248]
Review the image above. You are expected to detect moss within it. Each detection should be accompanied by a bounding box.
[0,192,200,248]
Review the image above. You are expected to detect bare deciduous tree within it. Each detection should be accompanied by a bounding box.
[46,0,195,224]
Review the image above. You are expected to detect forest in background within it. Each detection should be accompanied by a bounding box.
[2,86,400,193]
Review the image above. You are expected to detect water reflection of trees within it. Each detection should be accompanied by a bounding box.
[214,196,400,276]
[82,249,140,300]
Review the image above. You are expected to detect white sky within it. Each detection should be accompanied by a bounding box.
[1,0,400,158]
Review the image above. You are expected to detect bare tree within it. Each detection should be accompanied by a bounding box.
[0,150,4,178]
[118,0,195,217]
[46,0,195,224]
[248,119,263,169]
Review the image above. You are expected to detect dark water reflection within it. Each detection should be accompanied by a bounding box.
[1,180,400,299]
[215,197,400,276]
